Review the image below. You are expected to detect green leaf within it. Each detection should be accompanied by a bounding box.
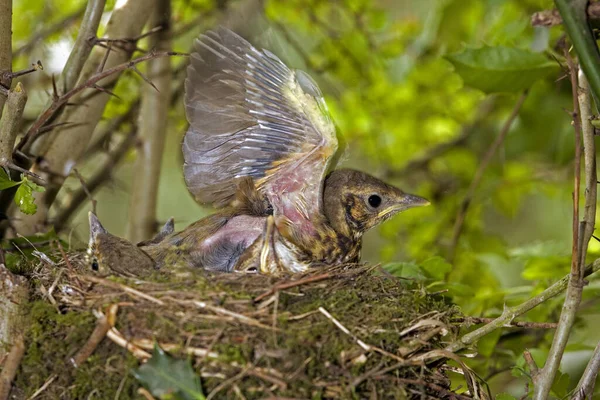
[382,262,426,280]
[0,168,22,190]
[13,177,45,215]
[420,256,452,281]
[133,344,205,400]
[445,46,558,93]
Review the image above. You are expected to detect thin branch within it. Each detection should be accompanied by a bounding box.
[448,91,528,262]
[455,317,558,329]
[534,56,594,399]
[573,339,600,399]
[0,83,28,170]
[445,258,600,353]
[0,0,13,119]
[18,50,181,152]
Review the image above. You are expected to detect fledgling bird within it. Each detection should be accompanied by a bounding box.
[141,27,429,274]
[87,212,156,277]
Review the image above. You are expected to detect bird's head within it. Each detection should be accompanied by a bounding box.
[323,169,429,239]
[87,212,155,277]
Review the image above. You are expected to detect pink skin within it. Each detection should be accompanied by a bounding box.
[199,214,266,251]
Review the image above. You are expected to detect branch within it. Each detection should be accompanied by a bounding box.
[0,0,13,119]
[11,0,157,236]
[126,0,172,243]
[555,0,600,102]
[57,0,106,98]
[445,258,600,354]
[532,2,600,27]
[448,91,528,262]
[573,339,600,399]
[19,50,179,152]
[534,57,595,399]
[0,83,28,173]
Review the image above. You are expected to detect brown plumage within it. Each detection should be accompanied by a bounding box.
[87,28,429,276]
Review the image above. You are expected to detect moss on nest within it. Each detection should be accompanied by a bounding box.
[8,252,477,399]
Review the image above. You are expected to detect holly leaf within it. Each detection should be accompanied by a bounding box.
[445,46,558,93]
[0,168,22,190]
[133,344,205,400]
[13,177,45,215]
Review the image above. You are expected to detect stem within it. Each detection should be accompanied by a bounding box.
[0,0,13,119]
[533,60,594,399]
[126,0,172,243]
[555,0,600,102]
[0,83,27,166]
[573,339,600,399]
[445,258,600,354]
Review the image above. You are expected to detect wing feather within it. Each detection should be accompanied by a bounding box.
[183,27,337,233]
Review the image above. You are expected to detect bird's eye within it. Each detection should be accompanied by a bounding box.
[91,259,99,271]
[368,194,382,208]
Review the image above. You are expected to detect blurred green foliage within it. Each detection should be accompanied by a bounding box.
[8,0,600,397]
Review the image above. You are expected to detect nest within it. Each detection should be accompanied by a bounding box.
[9,251,483,399]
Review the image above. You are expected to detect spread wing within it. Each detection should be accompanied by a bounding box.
[183,28,338,232]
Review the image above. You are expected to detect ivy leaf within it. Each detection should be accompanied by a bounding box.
[133,344,205,400]
[420,256,452,281]
[0,168,22,190]
[445,46,558,93]
[13,177,45,215]
[383,262,426,280]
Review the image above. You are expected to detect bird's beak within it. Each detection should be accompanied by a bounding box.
[377,193,430,219]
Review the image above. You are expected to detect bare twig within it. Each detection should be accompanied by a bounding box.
[19,50,181,152]
[27,374,58,400]
[445,258,600,354]
[0,83,31,176]
[448,91,528,262]
[126,1,172,243]
[573,339,600,399]
[534,55,595,399]
[455,317,558,329]
[0,0,12,118]
[70,309,112,367]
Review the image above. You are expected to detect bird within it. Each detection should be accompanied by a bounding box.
[87,212,156,277]
[140,27,429,275]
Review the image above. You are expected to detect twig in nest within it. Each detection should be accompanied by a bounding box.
[80,275,164,305]
[318,307,404,362]
[254,272,333,302]
[166,297,276,330]
[27,374,58,400]
[70,306,116,367]
[0,336,25,400]
[130,338,218,359]
[106,327,151,359]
